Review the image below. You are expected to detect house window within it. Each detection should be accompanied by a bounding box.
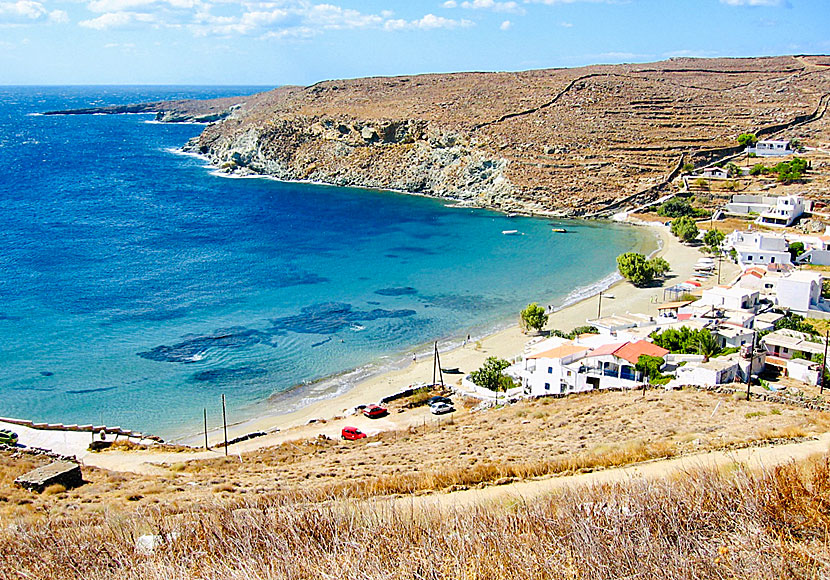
[544,383,550,390]
[567,370,572,377]
[783,347,789,353]
[747,255,753,261]
[771,257,775,264]
[548,366,553,374]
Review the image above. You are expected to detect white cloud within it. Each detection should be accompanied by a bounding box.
[0,0,49,23]
[459,0,524,13]
[442,0,457,6]
[526,0,630,4]
[720,0,783,5]
[499,19,510,29]
[79,10,156,29]
[384,13,472,30]
[559,20,572,27]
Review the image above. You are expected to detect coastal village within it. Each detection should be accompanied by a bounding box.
[3,132,830,494]
[5,56,830,578]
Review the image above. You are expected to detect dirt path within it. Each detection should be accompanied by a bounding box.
[403,433,830,510]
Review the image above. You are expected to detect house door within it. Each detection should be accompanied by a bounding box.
[587,377,600,390]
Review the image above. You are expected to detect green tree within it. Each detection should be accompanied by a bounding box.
[657,198,706,218]
[726,162,742,178]
[616,252,655,287]
[681,162,695,174]
[520,302,548,334]
[749,163,767,176]
[636,354,665,382]
[738,133,758,147]
[789,241,805,261]
[469,357,514,394]
[775,313,818,336]
[647,256,671,277]
[670,216,700,243]
[696,329,721,362]
[703,228,725,253]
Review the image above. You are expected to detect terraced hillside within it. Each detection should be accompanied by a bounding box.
[184,55,830,215]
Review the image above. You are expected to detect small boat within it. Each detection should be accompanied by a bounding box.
[502,229,519,235]
[551,228,567,233]
[603,293,615,299]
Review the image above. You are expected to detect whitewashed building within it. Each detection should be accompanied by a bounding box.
[776,270,825,314]
[746,139,793,157]
[758,195,808,227]
[697,285,760,313]
[725,231,792,269]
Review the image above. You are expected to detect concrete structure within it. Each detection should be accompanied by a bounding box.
[776,270,824,314]
[701,166,728,179]
[519,339,668,396]
[714,323,755,349]
[757,195,808,227]
[698,285,760,312]
[725,231,791,269]
[675,355,741,387]
[521,340,591,397]
[796,250,830,266]
[746,139,792,157]
[14,460,83,493]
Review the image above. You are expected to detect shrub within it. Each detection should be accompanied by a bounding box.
[670,216,699,243]
[737,132,758,147]
[520,302,548,334]
[617,252,654,287]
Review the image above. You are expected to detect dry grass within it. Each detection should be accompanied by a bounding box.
[3,454,830,579]
[1,389,827,522]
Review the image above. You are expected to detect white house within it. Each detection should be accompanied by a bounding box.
[775,270,824,314]
[698,285,760,313]
[714,323,755,349]
[674,355,741,388]
[521,341,592,397]
[725,231,792,269]
[757,195,808,227]
[519,339,669,397]
[568,341,669,391]
[747,139,792,157]
[701,166,729,179]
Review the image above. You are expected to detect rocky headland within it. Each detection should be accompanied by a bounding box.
[51,55,830,215]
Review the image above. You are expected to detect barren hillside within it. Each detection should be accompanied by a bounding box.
[184,55,830,215]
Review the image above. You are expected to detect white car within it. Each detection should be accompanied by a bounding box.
[430,401,455,415]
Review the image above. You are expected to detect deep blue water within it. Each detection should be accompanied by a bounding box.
[0,86,654,439]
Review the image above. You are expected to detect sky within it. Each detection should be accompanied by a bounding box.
[0,0,828,85]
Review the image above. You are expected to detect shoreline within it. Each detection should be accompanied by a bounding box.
[178,220,718,448]
[17,219,738,468]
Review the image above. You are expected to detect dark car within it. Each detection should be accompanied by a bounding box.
[341,426,367,440]
[363,404,388,419]
[428,396,453,406]
[0,429,18,446]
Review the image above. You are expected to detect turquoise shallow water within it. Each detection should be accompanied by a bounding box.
[0,86,655,439]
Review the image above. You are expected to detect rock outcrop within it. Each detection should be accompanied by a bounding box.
[51,56,830,215]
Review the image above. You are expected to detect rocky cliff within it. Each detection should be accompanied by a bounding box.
[57,56,830,215]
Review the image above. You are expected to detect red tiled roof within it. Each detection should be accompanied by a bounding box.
[585,341,669,365]
[613,341,670,365]
[527,343,590,360]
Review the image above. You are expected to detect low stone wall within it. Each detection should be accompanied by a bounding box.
[0,416,163,443]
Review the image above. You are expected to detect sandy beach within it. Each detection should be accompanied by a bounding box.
[61,220,738,474]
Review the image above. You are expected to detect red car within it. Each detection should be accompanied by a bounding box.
[363,404,388,419]
[341,426,367,440]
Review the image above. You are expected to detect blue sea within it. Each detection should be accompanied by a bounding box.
[0,86,655,440]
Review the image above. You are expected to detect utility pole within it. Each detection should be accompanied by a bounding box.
[717,251,722,285]
[745,332,756,402]
[203,408,209,450]
[433,342,444,388]
[221,394,228,456]
[821,330,829,395]
[597,291,603,319]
